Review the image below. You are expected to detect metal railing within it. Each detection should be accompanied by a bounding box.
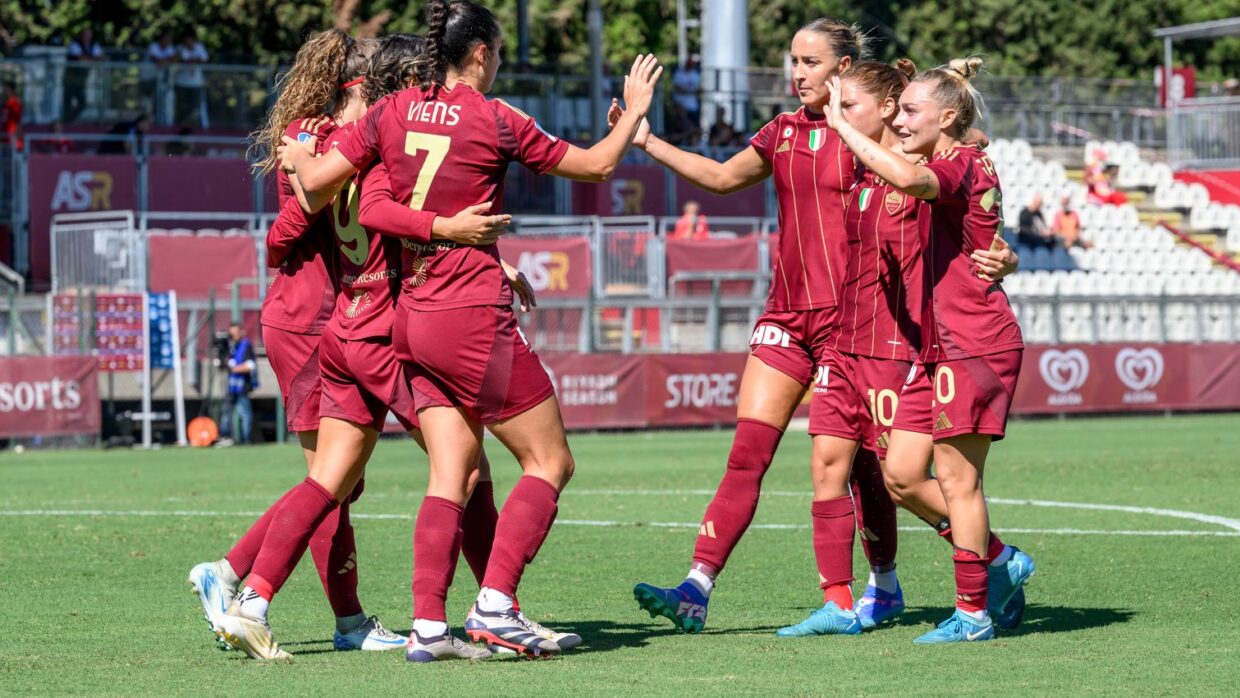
[1167,97,1240,169]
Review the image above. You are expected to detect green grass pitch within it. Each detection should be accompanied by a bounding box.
[2,414,1239,695]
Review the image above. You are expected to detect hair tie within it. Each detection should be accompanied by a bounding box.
[341,76,365,89]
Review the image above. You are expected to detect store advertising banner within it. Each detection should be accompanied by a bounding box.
[538,344,1240,430]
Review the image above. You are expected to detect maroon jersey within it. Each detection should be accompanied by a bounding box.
[261,118,339,335]
[919,145,1023,361]
[833,166,924,361]
[337,84,569,310]
[750,108,854,312]
[321,123,434,340]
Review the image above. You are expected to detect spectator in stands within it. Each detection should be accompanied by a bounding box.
[65,27,105,122]
[708,110,737,148]
[672,200,711,240]
[142,31,177,110]
[1018,195,1055,248]
[164,125,195,157]
[174,29,209,128]
[98,113,150,155]
[666,102,700,146]
[672,55,701,126]
[0,81,20,149]
[1086,162,1128,205]
[217,322,257,447]
[1052,195,1093,249]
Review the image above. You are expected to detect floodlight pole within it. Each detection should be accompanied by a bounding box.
[588,0,604,140]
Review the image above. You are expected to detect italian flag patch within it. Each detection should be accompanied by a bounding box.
[857,187,875,211]
[808,128,826,151]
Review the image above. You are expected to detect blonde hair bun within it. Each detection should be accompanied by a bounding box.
[946,56,984,81]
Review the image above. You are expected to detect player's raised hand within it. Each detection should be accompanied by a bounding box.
[434,201,512,246]
[825,75,845,131]
[608,98,651,148]
[972,233,1020,281]
[622,53,664,120]
[502,258,538,312]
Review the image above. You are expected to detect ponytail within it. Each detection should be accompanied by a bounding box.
[415,0,500,89]
[799,18,870,62]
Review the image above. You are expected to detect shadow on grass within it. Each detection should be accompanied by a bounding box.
[889,605,1136,635]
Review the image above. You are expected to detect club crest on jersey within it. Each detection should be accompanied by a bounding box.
[807,128,826,151]
[857,188,875,211]
[408,257,428,287]
[884,190,903,215]
[296,131,314,144]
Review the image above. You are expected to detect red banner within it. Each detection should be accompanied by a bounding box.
[665,237,760,296]
[0,356,101,437]
[644,353,748,426]
[148,235,259,300]
[27,154,138,290]
[572,165,668,216]
[498,235,592,298]
[540,353,646,429]
[674,180,766,218]
[1174,170,1240,206]
[1012,344,1240,413]
[147,157,254,213]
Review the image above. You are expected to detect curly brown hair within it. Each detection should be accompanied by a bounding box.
[250,29,365,174]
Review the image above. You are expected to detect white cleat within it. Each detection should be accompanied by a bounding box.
[517,611,582,651]
[333,616,407,651]
[214,601,292,661]
[187,561,236,651]
[406,630,492,663]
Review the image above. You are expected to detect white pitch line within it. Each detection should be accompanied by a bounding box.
[1,509,1237,537]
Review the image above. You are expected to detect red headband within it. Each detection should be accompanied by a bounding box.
[341,76,365,89]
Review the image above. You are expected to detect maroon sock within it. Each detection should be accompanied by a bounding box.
[308,496,364,618]
[224,488,295,578]
[461,480,498,588]
[812,496,856,595]
[952,548,988,613]
[247,478,338,600]
[412,496,465,621]
[481,476,559,597]
[940,527,1006,563]
[987,532,1007,561]
[691,419,783,573]
[849,448,897,569]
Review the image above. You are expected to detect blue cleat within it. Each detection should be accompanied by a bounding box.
[988,547,1035,627]
[333,616,407,651]
[775,601,862,637]
[913,609,994,644]
[856,582,905,630]
[633,582,708,633]
[995,587,1026,630]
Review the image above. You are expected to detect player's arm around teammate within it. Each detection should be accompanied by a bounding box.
[826,58,1034,644]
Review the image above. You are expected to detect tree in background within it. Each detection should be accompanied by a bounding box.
[0,0,1235,81]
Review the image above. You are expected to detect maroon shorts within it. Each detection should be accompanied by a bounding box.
[892,350,1023,441]
[810,352,913,457]
[747,307,839,386]
[262,325,322,432]
[318,331,419,432]
[395,305,555,425]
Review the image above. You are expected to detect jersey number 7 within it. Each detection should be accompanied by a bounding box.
[405,133,451,211]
